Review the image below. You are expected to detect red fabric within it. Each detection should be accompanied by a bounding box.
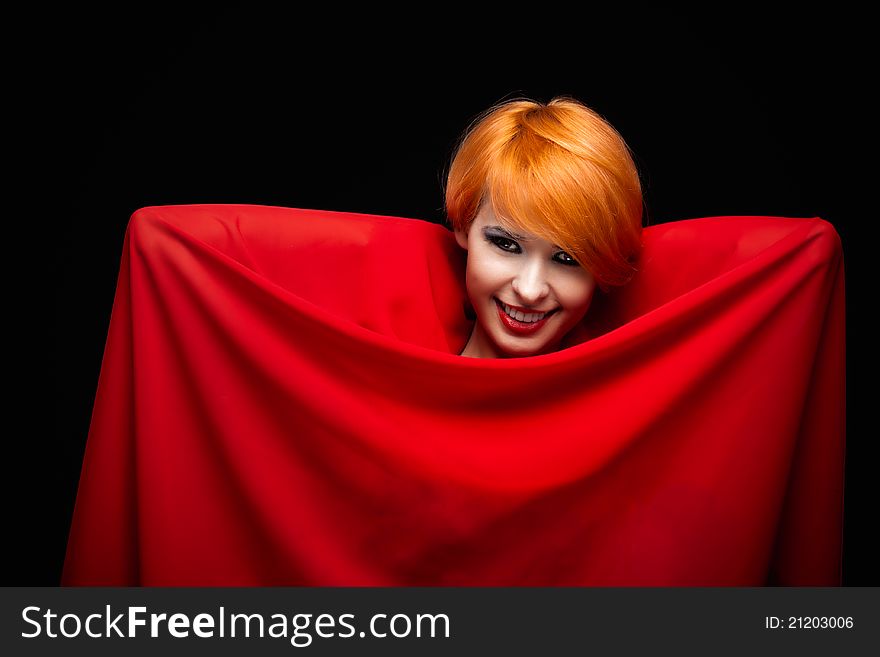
[62,204,846,586]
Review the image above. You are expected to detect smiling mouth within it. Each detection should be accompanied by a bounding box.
[494,298,559,323]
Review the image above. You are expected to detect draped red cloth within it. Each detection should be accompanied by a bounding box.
[62,204,846,586]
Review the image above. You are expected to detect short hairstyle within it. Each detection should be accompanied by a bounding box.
[444,96,644,291]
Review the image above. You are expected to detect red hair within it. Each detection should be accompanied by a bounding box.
[444,96,644,291]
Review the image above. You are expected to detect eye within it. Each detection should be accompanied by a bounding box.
[555,251,579,267]
[488,235,520,253]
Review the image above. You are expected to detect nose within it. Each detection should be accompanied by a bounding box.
[511,258,550,306]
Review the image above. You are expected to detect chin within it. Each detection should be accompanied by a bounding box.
[493,336,556,358]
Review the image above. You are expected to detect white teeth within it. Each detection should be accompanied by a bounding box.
[502,302,548,323]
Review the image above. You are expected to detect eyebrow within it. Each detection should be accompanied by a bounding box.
[486,225,528,240]
[485,225,563,249]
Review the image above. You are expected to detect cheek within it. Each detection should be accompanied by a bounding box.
[559,279,596,316]
[466,252,505,296]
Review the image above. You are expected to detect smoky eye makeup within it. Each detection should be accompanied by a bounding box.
[483,228,519,252]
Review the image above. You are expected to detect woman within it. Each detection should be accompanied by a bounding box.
[445,96,644,358]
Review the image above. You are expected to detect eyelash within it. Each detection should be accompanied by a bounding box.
[486,235,579,267]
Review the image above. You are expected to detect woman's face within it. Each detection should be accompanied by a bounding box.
[455,201,597,358]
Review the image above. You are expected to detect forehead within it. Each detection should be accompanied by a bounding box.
[475,201,556,245]
[475,202,529,238]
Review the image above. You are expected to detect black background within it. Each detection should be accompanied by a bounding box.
[32,8,874,585]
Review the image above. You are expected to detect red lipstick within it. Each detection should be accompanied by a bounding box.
[495,298,555,336]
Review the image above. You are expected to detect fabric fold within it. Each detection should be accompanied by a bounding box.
[62,204,845,585]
